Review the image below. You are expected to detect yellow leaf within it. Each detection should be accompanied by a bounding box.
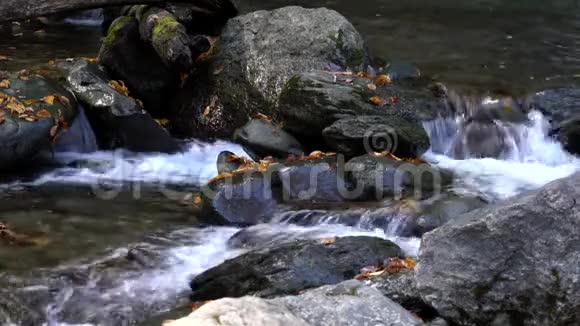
[42,95,56,105]
[193,196,202,205]
[320,237,336,245]
[0,80,10,88]
[155,118,170,126]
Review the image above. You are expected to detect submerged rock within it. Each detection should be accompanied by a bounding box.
[0,72,77,169]
[190,236,403,301]
[170,6,369,138]
[172,281,423,326]
[234,119,304,160]
[67,60,180,153]
[449,120,517,159]
[416,172,580,325]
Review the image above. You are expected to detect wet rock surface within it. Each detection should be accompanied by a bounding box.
[172,281,423,326]
[170,6,369,138]
[67,60,180,153]
[0,72,77,169]
[234,119,304,160]
[190,236,403,301]
[416,172,580,325]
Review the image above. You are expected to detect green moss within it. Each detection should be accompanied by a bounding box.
[103,16,134,48]
[346,48,365,68]
[152,15,182,43]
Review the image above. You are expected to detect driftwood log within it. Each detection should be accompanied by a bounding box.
[0,0,237,22]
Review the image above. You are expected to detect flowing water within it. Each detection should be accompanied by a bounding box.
[1,1,580,325]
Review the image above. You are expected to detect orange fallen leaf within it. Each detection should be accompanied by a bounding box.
[109,80,130,97]
[18,70,30,81]
[36,109,52,118]
[0,55,10,62]
[255,112,273,123]
[192,196,202,205]
[5,97,26,114]
[320,237,336,245]
[0,79,10,88]
[355,71,372,79]
[42,95,56,105]
[369,96,387,106]
[374,74,391,86]
[47,60,55,65]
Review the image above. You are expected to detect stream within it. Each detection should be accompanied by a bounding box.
[1,1,580,325]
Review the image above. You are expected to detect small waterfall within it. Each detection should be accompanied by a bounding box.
[423,101,580,200]
[54,104,98,155]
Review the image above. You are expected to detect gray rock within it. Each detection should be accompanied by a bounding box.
[323,115,430,159]
[364,270,439,321]
[190,236,403,301]
[279,71,441,141]
[345,155,453,201]
[67,60,180,153]
[277,280,424,326]
[234,119,303,160]
[416,172,580,325]
[170,6,369,138]
[449,120,518,159]
[171,281,423,326]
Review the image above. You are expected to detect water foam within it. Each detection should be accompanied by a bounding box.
[424,110,580,199]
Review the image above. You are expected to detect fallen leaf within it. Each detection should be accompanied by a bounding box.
[180,73,189,88]
[255,112,273,123]
[196,37,217,63]
[18,70,30,81]
[109,80,130,97]
[47,60,55,65]
[82,57,98,63]
[0,80,10,88]
[320,237,336,245]
[355,71,372,79]
[374,74,392,86]
[5,96,26,114]
[0,55,10,61]
[367,83,377,91]
[193,196,202,205]
[369,96,387,106]
[23,99,39,106]
[42,95,56,105]
[155,118,170,126]
[384,257,416,274]
[390,96,399,104]
[36,109,52,118]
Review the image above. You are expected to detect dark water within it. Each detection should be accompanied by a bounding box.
[3,1,580,93]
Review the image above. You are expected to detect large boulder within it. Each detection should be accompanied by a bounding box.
[448,120,518,159]
[98,16,176,117]
[0,72,77,169]
[278,71,440,148]
[67,60,180,153]
[170,6,370,138]
[170,281,423,326]
[416,172,580,325]
[190,236,403,301]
